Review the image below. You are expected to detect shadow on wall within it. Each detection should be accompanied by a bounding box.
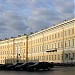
[63,49,75,63]
[4,58,39,64]
[4,58,26,64]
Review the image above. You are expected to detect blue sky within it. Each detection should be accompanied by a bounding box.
[0,0,74,39]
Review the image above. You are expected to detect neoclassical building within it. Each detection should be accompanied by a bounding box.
[0,18,75,64]
[0,35,28,64]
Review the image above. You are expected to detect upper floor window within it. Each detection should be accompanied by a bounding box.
[46,37,48,41]
[68,40,70,47]
[61,32,63,37]
[49,36,51,40]
[68,29,70,35]
[55,34,56,38]
[58,42,60,48]
[52,35,54,39]
[65,31,66,36]
[72,28,74,34]
[58,33,60,38]
[72,39,74,47]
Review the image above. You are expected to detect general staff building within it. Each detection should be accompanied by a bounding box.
[0,18,75,64]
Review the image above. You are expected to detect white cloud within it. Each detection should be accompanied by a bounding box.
[0,0,74,39]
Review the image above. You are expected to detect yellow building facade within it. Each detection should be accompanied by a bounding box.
[0,35,28,64]
[0,18,75,64]
[28,18,75,63]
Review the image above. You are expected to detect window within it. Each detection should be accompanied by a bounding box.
[46,55,48,60]
[52,35,54,39]
[49,55,51,60]
[55,55,56,60]
[68,29,70,35]
[61,54,63,60]
[65,31,66,36]
[50,36,51,40]
[58,33,60,38]
[68,40,70,47]
[47,44,49,49]
[65,54,68,60]
[72,53,75,59]
[68,53,70,60]
[65,41,67,48]
[47,36,48,41]
[72,39,74,47]
[52,55,53,60]
[55,43,56,48]
[58,55,60,60]
[61,42,63,48]
[52,44,54,48]
[55,34,56,38]
[72,28,74,34]
[61,32,63,37]
[58,42,60,48]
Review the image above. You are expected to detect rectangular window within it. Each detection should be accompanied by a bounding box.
[68,40,70,47]
[50,36,51,40]
[61,42,63,48]
[65,54,68,60]
[58,55,60,60]
[68,53,70,60]
[47,36,48,41]
[55,55,56,60]
[47,44,49,50]
[61,54,63,60]
[65,41,66,48]
[49,55,51,60]
[65,31,66,36]
[68,29,70,35]
[72,39,74,47]
[52,35,54,39]
[61,32,63,37]
[55,34,56,38]
[72,53,75,59]
[52,55,53,60]
[52,44,54,48]
[55,43,56,48]
[72,28,74,34]
[58,42,60,48]
[58,33,60,38]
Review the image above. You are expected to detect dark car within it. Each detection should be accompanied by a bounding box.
[6,63,23,70]
[27,62,54,71]
[0,64,4,70]
[0,63,13,70]
[15,62,35,71]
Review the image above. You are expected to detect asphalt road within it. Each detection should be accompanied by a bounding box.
[0,66,75,75]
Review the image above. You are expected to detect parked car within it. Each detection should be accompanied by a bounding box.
[6,63,23,70]
[0,63,13,70]
[27,62,54,71]
[15,62,35,71]
[0,64,4,70]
